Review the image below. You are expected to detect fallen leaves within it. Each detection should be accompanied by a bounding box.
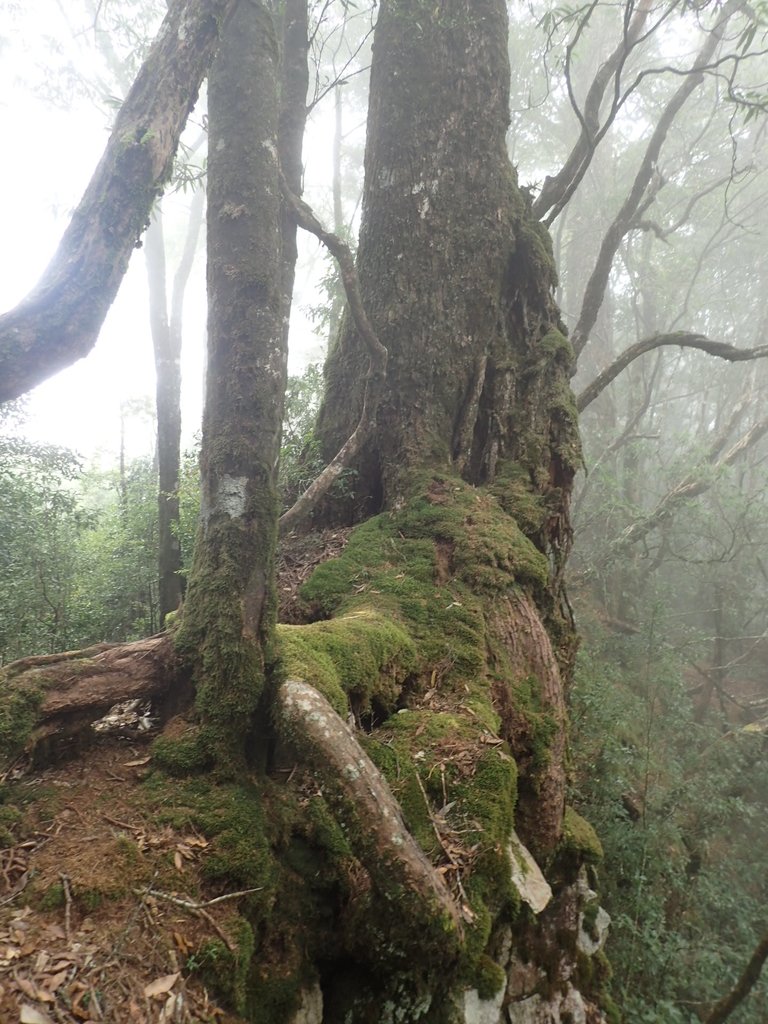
[0,744,232,1024]
[144,971,180,998]
[20,1004,54,1024]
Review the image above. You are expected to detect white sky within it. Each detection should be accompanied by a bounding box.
[1,1,340,462]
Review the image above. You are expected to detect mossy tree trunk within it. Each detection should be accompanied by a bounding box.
[316,0,580,858]
[174,0,286,772]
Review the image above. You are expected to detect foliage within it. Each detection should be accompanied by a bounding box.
[570,625,768,1023]
[280,363,324,507]
[0,415,161,661]
[0,430,90,662]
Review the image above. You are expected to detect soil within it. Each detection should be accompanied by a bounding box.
[0,735,245,1024]
[277,528,352,622]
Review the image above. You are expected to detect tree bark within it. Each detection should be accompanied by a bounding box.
[173,0,285,771]
[316,0,579,523]
[0,0,238,404]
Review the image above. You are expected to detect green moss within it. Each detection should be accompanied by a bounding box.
[490,463,547,538]
[453,748,517,845]
[304,794,354,860]
[246,970,306,1024]
[560,807,604,865]
[189,917,255,1015]
[538,329,573,362]
[111,838,139,869]
[279,609,416,716]
[0,803,22,844]
[151,726,213,776]
[297,479,547,720]
[143,773,282,910]
[473,954,507,1000]
[77,888,104,912]
[0,678,44,761]
[173,511,277,774]
[39,882,65,910]
[153,473,569,1002]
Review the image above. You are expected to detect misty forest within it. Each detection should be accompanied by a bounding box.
[1,0,767,1022]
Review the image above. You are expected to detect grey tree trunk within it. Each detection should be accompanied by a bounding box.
[144,212,185,620]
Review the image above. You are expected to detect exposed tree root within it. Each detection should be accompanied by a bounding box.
[276,678,464,941]
[1,645,464,947]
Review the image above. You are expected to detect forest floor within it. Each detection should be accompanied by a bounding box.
[0,526,357,1024]
[0,734,244,1024]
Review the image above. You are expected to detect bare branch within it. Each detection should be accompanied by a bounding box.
[534,0,666,222]
[570,0,745,362]
[578,333,768,412]
[278,173,387,534]
[703,935,768,1024]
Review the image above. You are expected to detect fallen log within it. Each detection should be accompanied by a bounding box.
[0,634,180,763]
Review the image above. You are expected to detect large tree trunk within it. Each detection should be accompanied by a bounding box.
[315,0,579,856]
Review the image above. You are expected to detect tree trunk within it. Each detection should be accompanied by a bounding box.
[315,0,579,851]
[144,211,185,620]
[173,0,285,773]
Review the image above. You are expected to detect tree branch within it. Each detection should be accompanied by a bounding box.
[570,0,744,362]
[533,0,658,223]
[577,332,768,411]
[278,174,388,534]
[703,934,768,1024]
[609,414,768,558]
[0,0,238,403]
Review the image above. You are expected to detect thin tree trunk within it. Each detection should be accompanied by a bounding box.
[144,211,185,620]
[278,0,309,341]
[174,0,285,772]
